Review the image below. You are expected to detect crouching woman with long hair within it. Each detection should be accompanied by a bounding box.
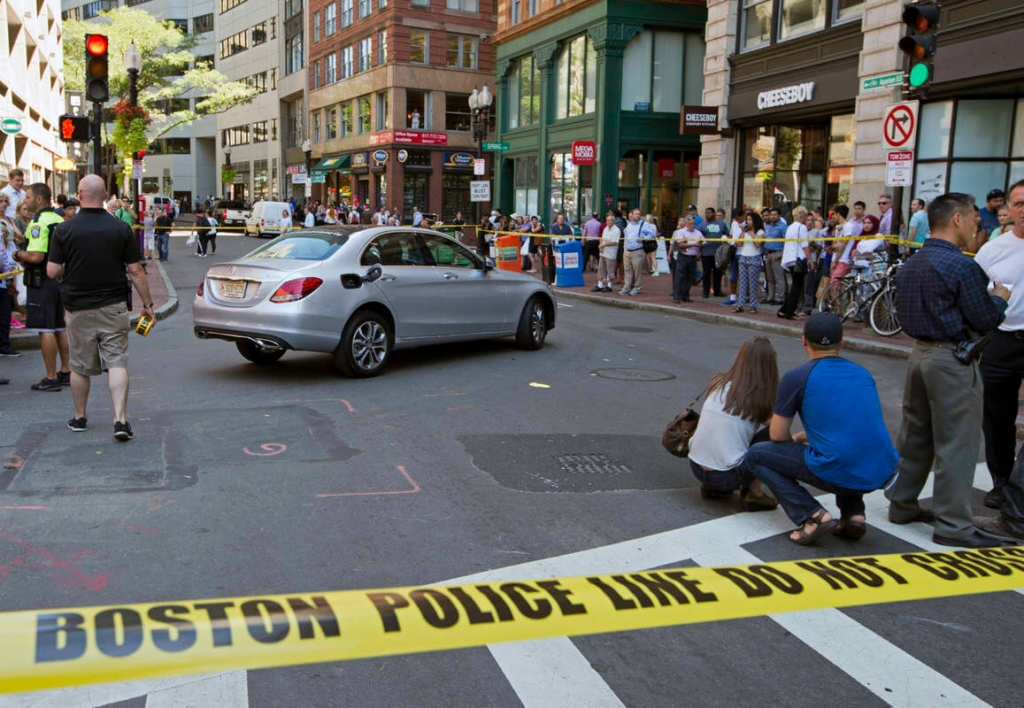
[688,337,780,510]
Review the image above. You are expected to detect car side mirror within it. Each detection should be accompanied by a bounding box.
[483,258,495,271]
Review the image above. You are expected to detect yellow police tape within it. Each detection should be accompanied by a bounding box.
[1,548,1022,694]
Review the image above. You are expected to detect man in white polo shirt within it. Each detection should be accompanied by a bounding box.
[973,179,1024,540]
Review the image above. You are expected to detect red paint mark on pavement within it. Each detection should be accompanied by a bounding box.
[316,465,421,498]
[0,530,108,592]
[244,443,288,456]
[122,521,159,536]
[3,454,23,470]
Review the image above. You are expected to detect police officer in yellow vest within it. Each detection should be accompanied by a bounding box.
[11,183,71,392]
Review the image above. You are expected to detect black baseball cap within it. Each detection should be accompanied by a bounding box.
[803,313,843,347]
[987,189,1005,200]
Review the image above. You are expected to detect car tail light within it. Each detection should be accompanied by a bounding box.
[197,279,205,297]
[270,277,323,303]
[261,218,265,227]
[222,209,228,221]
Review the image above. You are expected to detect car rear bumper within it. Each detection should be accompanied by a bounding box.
[193,300,342,353]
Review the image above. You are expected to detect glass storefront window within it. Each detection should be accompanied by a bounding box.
[949,162,1008,200]
[621,31,703,112]
[741,0,772,50]
[779,0,825,41]
[403,173,429,220]
[442,174,471,223]
[953,100,1013,159]
[826,114,855,209]
[507,56,540,129]
[918,101,952,160]
[514,156,538,216]
[548,154,591,225]
[1013,102,1024,157]
[555,36,596,120]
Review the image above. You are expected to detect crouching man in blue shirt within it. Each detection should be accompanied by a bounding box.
[744,313,898,545]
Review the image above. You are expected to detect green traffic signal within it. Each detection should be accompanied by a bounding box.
[909,62,931,88]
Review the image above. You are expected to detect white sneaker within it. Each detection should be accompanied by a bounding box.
[652,270,660,277]
[619,289,628,295]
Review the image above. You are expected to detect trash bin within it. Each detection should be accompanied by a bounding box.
[540,243,556,284]
[554,239,584,287]
[495,234,522,272]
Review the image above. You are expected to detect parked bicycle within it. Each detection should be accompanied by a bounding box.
[818,257,902,337]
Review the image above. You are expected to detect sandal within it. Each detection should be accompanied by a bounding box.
[832,519,867,540]
[741,490,778,512]
[733,306,744,313]
[790,509,837,545]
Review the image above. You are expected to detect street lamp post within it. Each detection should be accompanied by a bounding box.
[224,144,232,199]
[123,42,142,218]
[469,85,493,258]
[301,138,312,205]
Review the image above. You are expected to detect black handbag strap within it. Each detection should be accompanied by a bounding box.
[687,386,710,410]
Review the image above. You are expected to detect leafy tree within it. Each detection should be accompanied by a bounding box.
[63,8,257,185]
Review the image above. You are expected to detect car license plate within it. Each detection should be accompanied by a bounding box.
[220,280,246,298]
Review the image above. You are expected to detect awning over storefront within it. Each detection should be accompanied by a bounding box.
[311,155,350,172]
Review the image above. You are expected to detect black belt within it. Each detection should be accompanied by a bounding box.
[996,329,1024,340]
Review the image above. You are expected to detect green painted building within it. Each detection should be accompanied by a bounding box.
[491,0,707,231]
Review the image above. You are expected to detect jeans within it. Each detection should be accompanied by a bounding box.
[690,428,771,492]
[746,441,867,526]
[156,233,169,262]
[673,255,696,301]
[700,255,722,297]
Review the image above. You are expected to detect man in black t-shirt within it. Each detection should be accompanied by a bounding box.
[154,208,173,262]
[46,175,155,441]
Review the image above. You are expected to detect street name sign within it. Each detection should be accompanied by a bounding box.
[862,73,904,92]
[470,180,490,202]
[0,118,22,135]
[310,174,326,183]
[886,150,914,187]
[483,141,509,152]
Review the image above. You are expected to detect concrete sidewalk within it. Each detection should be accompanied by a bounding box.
[8,259,179,351]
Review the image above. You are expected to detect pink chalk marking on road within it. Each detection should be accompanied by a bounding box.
[316,465,421,498]
[0,529,108,592]
[243,443,288,456]
[3,454,23,470]
[123,522,159,536]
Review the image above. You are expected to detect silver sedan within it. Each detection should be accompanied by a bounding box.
[192,225,556,377]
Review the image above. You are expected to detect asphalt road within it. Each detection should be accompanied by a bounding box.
[0,234,1019,708]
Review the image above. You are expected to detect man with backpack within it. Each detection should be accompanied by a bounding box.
[191,209,215,257]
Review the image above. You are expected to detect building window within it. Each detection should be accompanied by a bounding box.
[511,0,520,24]
[271,118,278,140]
[741,0,772,50]
[325,106,337,140]
[341,0,353,27]
[223,125,251,146]
[406,90,430,129]
[219,0,246,14]
[271,17,277,38]
[285,0,302,18]
[445,34,476,70]
[326,53,337,83]
[313,112,322,143]
[194,13,214,33]
[445,93,471,132]
[410,29,428,64]
[359,0,371,18]
[254,159,269,200]
[325,3,336,35]
[549,153,591,227]
[148,138,191,154]
[271,68,277,89]
[507,55,540,129]
[514,156,538,216]
[313,60,321,88]
[219,30,249,59]
[555,35,595,119]
[377,91,390,130]
[378,30,388,64]
[253,121,268,143]
[738,124,828,215]
[245,72,268,93]
[252,22,267,45]
[286,33,304,75]
[380,0,387,8]
[779,0,825,41]
[196,54,215,68]
[342,46,354,78]
[358,96,372,133]
[528,0,537,15]
[313,12,320,42]
[62,8,81,21]
[341,101,354,137]
[447,0,478,10]
[359,37,372,72]
[410,0,428,5]
[621,31,704,112]
[834,0,865,23]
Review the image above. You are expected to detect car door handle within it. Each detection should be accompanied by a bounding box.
[443,273,459,280]
[381,274,397,282]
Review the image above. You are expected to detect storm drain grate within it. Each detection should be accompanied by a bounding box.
[555,453,631,476]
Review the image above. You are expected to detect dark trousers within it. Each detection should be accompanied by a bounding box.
[746,441,867,526]
[981,330,1024,492]
[207,233,217,254]
[700,255,721,297]
[801,263,822,313]
[1003,446,1024,536]
[197,233,210,255]
[690,428,771,493]
[780,267,806,317]
[156,234,169,261]
[0,287,12,349]
[673,255,697,301]
[584,240,600,269]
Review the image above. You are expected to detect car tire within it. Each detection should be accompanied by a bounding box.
[334,310,392,378]
[236,340,285,365]
[515,295,547,350]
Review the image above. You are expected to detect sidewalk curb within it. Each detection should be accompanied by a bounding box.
[552,287,913,360]
[8,261,178,352]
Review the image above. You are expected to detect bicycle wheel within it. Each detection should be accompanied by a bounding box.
[819,279,856,321]
[869,283,902,336]
[818,279,846,314]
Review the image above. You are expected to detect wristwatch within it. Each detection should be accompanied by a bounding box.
[146,302,154,309]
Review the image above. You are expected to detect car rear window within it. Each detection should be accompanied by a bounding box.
[215,201,247,210]
[246,232,350,261]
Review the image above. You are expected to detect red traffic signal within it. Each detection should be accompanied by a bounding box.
[59,115,91,142]
[85,34,109,103]
[902,3,940,32]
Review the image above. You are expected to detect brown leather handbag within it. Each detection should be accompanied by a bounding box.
[661,388,708,458]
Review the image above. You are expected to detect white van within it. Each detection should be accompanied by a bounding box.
[246,201,292,238]
[143,194,174,215]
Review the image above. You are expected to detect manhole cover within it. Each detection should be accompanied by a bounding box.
[591,368,676,382]
[555,453,631,476]
[607,326,656,333]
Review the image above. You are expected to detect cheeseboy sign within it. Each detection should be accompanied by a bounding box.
[758,82,816,111]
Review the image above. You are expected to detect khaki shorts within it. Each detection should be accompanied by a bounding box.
[66,302,130,376]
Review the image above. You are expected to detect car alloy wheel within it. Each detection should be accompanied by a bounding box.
[352,320,388,371]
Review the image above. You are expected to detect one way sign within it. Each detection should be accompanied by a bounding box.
[882,101,919,151]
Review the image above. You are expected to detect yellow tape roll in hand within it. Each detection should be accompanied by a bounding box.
[1,548,1022,694]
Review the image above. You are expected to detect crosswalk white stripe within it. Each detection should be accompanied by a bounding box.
[146,670,248,708]
[489,638,627,708]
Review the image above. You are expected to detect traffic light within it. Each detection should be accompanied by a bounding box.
[59,115,91,142]
[899,1,940,91]
[85,34,109,102]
